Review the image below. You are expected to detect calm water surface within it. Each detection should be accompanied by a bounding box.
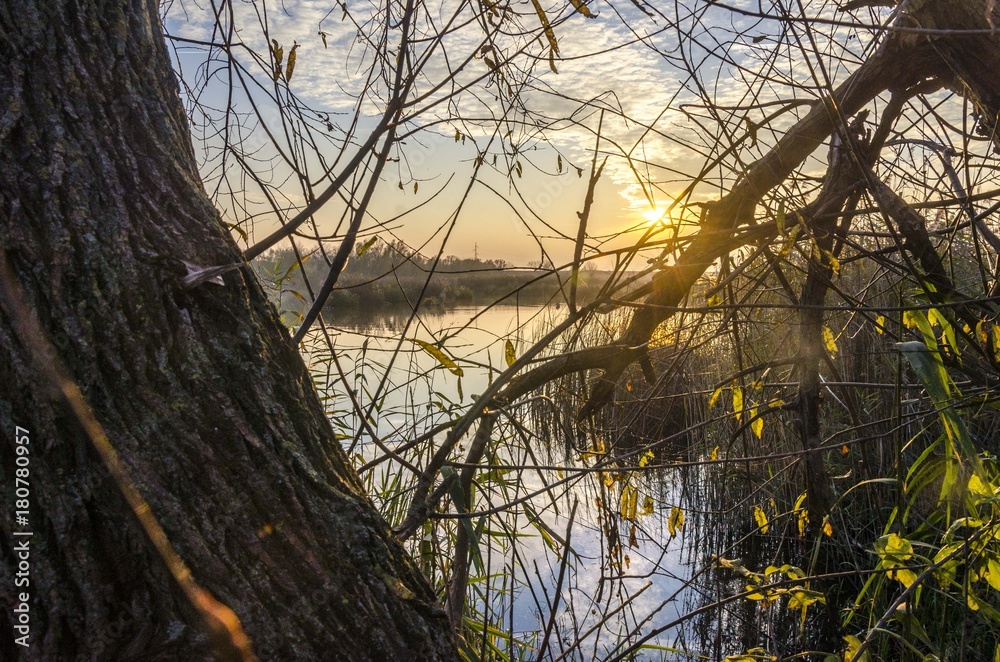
[308,304,705,659]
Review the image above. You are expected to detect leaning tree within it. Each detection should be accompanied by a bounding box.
[0,0,458,658]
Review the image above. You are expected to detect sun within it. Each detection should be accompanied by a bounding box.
[642,206,667,225]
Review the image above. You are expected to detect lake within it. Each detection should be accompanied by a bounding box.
[304,303,740,660]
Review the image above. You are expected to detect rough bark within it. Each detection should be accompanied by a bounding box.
[0,1,455,659]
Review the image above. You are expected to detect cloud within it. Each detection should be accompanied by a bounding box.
[163,0,898,263]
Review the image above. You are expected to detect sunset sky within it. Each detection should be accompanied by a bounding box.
[165,0,884,266]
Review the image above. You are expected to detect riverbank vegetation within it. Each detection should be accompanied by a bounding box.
[254,240,617,317]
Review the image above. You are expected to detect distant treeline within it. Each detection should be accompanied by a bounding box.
[253,239,614,313]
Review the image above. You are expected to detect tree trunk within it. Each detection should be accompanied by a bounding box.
[0,1,455,659]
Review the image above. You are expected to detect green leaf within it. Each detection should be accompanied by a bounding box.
[897,340,984,497]
[226,222,248,242]
[410,339,463,376]
[844,635,870,662]
[934,542,962,587]
[929,308,959,356]
[903,310,937,350]
[440,467,483,573]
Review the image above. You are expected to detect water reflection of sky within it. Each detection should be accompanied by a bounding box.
[306,304,707,658]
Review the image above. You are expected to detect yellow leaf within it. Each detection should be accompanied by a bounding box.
[968,592,981,611]
[732,386,744,423]
[969,473,994,499]
[638,450,654,468]
[879,533,913,561]
[504,339,516,367]
[619,485,638,520]
[753,505,769,534]
[824,249,840,275]
[529,0,559,54]
[829,255,840,276]
[822,519,833,537]
[356,236,378,256]
[893,567,917,588]
[797,508,809,537]
[410,339,463,376]
[844,635,870,662]
[668,506,684,537]
[271,39,284,80]
[750,406,763,439]
[284,43,299,81]
[987,558,1000,591]
[787,588,826,610]
[823,326,838,356]
[710,445,719,461]
[875,314,885,334]
[641,495,654,515]
[569,0,596,18]
[978,320,989,344]
[709,386,723,408]
[992,325,1000,362]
